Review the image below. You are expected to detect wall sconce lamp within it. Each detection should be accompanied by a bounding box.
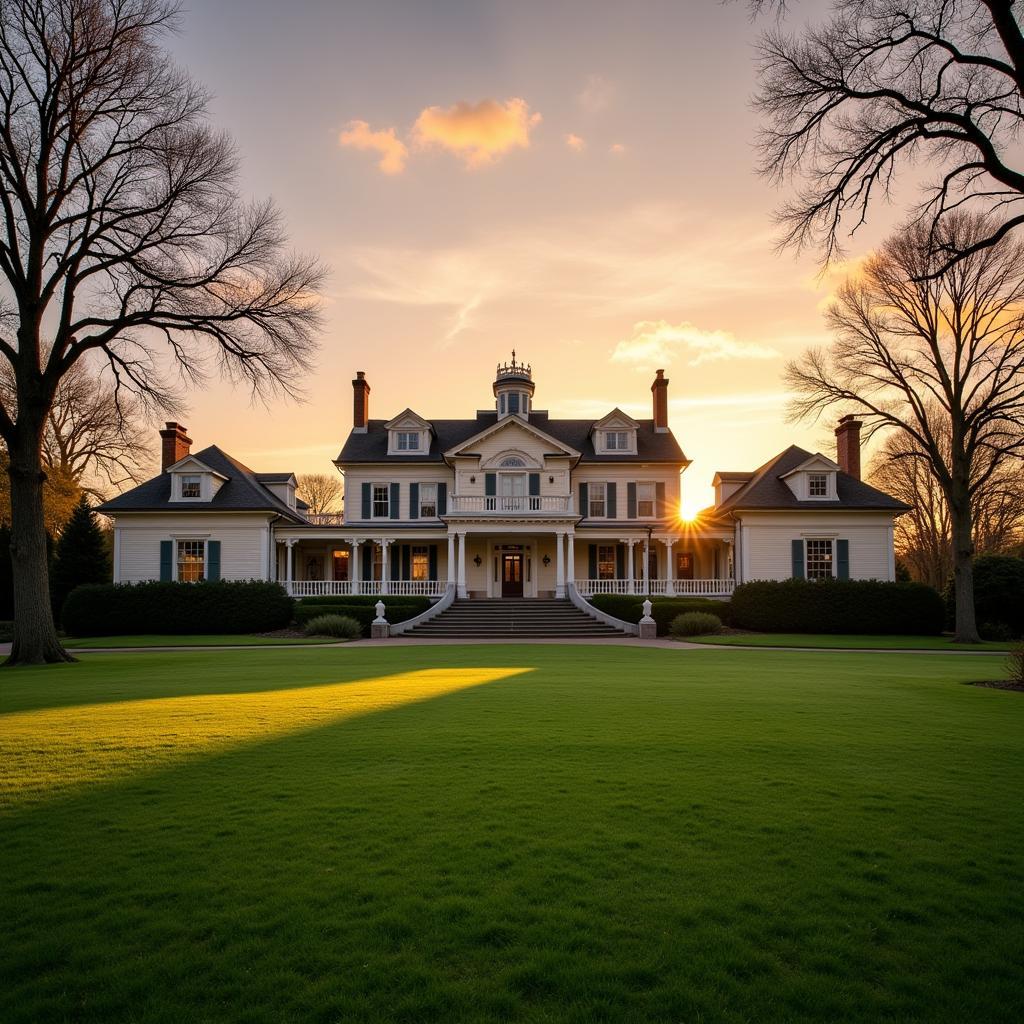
[548,475,554,484]
[470,475,476,484]
[473,555,482,567]
[542,554,551,566]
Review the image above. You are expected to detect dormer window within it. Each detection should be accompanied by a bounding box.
[181,475,201,499]
[606,431,629,450]
[808,473,828,497]
[397,431,419,451]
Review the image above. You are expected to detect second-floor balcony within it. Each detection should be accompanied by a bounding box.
[449,494,574,515]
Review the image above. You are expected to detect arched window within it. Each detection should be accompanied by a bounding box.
[500,456,526,468]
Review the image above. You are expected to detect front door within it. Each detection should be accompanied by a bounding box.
[502,553,524,597]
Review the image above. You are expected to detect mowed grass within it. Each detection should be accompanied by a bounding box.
[62,633,337,649]
[685,632,1017,651]
[2,646,1023,1024]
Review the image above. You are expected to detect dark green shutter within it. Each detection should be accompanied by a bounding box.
[607,482,617,519]
[627,482,637,519]
[206,540,221,581]
[409,482,419,519]
[579,482,589,517]
[428,545,438,582]
[362,543,372,581]
[528,473,540,496]
[588,544,598,578]
[437,482,447,515]
[361,482,371,519]
[655,482,666,518]
[485,473,497,496]
[836,539,849,580]
[389,482,400,519]
[791,539,805,579]
[390,545,401,581]
[159,540,173,581]
[401,545,411,580]
[616,545,626,578]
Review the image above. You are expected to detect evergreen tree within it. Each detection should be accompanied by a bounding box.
[51,497,111,624]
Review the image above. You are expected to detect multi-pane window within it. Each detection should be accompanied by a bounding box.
[605,431,629,450]
[177,540,205,582]
[597,544,616,580]
[181,475,201,498]
[411,546,430,581]
[806,539,834,580]
[808,473,828,497]
[589,482,607,518]
[397,431,419,451]
[372,485,390,518]
[419,483,437,517]
[507,393,520,414]
[636,482,656,518]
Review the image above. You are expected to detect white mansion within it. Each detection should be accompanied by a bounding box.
[101,357,906,601]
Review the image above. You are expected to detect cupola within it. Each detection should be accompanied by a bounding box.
[493,352,535,420]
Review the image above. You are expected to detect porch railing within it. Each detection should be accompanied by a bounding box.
[448,495,573,514]
[286,580,446,598]
[573,578,736,597]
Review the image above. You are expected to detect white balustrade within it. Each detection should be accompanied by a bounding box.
[304,512,346,526]
[573,578,735,597]
[286,579,445,598]
[448,495,571,514]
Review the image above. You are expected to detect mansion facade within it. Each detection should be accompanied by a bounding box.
[101,357,907,602]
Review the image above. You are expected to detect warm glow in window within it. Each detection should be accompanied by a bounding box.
[177,540,205,582]
[589,482,607,518]
[411,546,430,581]
[597,544,616,579]
[181,475,201,498]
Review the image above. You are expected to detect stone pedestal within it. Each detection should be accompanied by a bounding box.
[639,598,656,640]
[370,622,390,639]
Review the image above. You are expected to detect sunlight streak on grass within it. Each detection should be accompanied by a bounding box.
[0,667,530,809]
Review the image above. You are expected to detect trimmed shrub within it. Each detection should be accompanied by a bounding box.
[729,578,944,635]
[62,580,293,637]
[1007,645,1024,686]
[670,612,723,637]
[944,555,1024,638]
[589,595,733,636]
[303,614,362,639]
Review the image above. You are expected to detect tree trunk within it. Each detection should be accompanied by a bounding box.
[950,498,981,644]
[6,425,75,665]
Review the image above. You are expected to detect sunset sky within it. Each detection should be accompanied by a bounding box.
[167,0,899,514]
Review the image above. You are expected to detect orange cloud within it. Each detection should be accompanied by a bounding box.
[565,133,586,152]
[609,142,626,155]
[413,97,541,168]
[611,320,779,369]
[338,120,408,175]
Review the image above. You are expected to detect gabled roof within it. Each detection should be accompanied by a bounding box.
[779,452,840,478]
[384,408,432,431]
[592,407,640,430]
[716,445,908,512]
[444,414,580,460]
[166,453,228,480]
[337,411,688,464]
[98,445,306,521]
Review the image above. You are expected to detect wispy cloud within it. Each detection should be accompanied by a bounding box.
[609,142,626,155]
[611,320,780,369]
[578,74,615,114]
[338,120,408,175]
[412,97,541,169]
[565,133,586,152]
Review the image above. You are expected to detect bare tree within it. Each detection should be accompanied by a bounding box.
[755,0,1024,269]
[0,0,325,664]
[869,422,1024,588]
[296,473,343,515]
[786,214,1024,642]
[2,360,153,498]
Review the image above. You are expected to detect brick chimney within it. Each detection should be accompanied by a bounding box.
[651,369,669,432]
[352,371,370,433]
[835,414,862,479]
[159,422,192,471]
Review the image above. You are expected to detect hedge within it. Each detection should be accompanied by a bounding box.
[589,595,733,636]
[729,579,944,635]
[944,555,1024,638]
[293,599,431,635]
[296,594,433,608]
[62,580,293,636]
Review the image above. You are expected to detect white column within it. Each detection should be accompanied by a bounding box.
[555,530,566,599]
[642,538,650,595]
[664,539,676,596]
[626,540,635,595]
[456,532,467,598]
[566,532,576,592]
[380,539,390,595]
[285,539,295,591]
[350,539,360,594]
[447,532,456,585]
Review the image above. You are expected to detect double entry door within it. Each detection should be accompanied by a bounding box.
[501,552,524,597]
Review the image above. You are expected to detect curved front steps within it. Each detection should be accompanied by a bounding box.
[403,598,628,639]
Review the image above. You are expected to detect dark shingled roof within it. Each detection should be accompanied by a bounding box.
[715,445,908,512]
[336,412,688,464]
[98,446,306,521]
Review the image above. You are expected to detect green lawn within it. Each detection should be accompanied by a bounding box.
[2,645,1022,1023]
[685,632,1017,651]
[62,633,338,649]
